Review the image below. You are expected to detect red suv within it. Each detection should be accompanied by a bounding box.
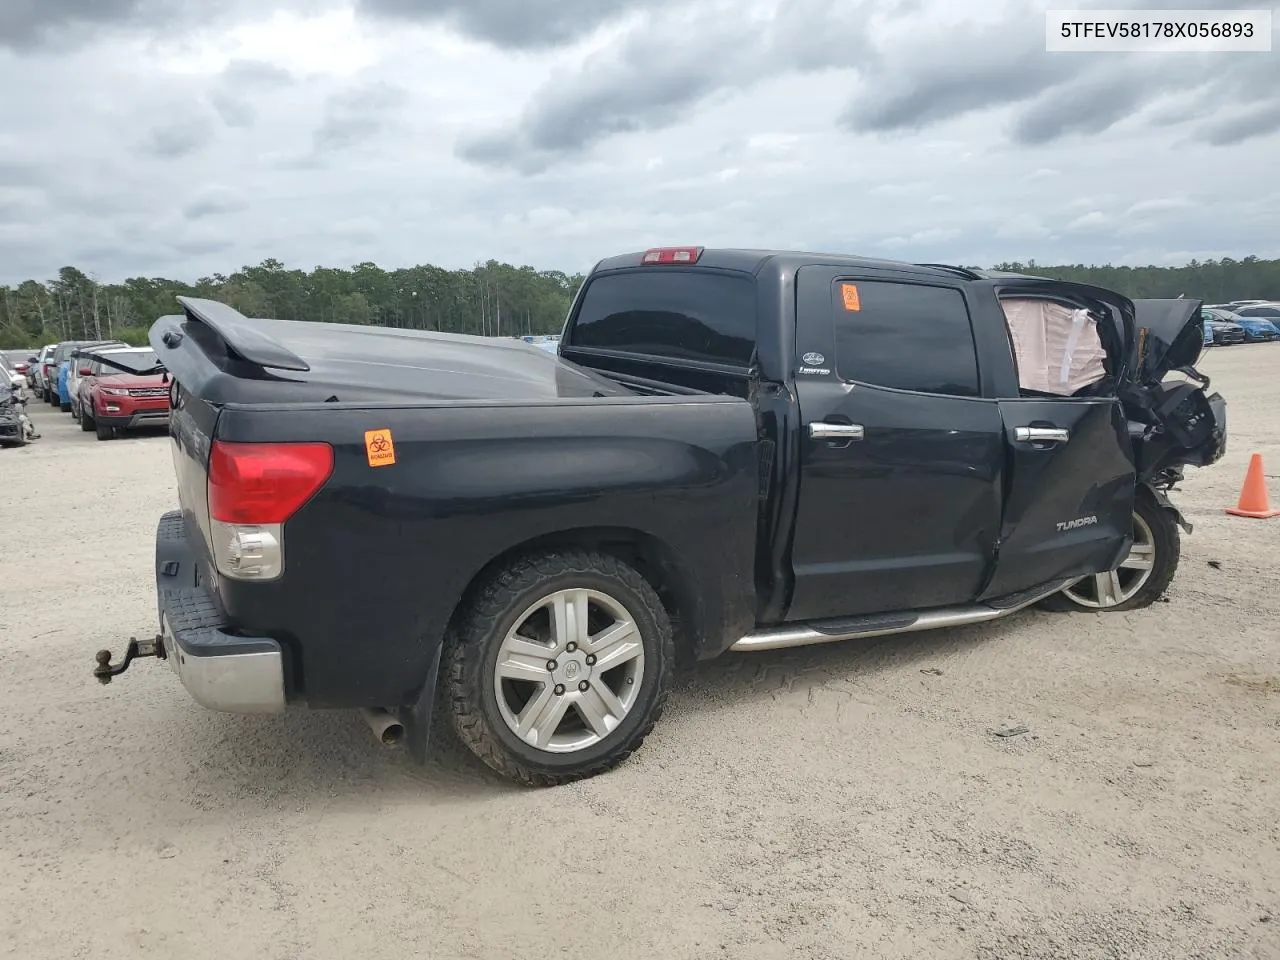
[79,346,170,440]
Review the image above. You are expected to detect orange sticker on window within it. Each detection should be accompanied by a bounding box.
[364,429,396,467]
[840,283,861,311]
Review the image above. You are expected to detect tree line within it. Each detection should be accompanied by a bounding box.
[2,254,1278,349]
[0,259,585,349]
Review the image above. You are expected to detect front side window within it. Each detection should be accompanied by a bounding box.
[830,280,980,397]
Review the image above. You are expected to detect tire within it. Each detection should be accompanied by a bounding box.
[59,400,70,412]
[1039,491,1180,612]
[445,549,673,787]
[80,410,94,431]
[95,422,114,441]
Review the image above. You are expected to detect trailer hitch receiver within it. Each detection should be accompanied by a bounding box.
[93,635,164,683]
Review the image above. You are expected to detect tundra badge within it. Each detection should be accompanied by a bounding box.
[1056,516,1098,532]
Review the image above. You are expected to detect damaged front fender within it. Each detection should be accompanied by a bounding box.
[1141,482,1192,535]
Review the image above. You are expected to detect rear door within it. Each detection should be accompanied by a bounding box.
[976,291,1136,601]
[787,268,1006,621]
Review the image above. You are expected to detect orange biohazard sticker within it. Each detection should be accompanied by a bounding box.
[364,428,396,467]
[840,283,861,311]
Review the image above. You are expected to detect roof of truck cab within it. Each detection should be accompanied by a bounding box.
[590,248,987,280]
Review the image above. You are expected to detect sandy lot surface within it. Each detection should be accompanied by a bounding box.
[1,348,1278,960]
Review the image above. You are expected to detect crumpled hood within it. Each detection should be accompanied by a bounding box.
[1130,299,1205,382]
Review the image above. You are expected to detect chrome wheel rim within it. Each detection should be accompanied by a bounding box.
[493,588,645,754]
[1061,511,1156,608]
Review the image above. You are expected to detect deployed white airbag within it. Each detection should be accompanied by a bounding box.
[1001,297,1108,395]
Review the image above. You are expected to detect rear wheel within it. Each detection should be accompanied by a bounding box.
[445,549,673,787]
[1039,492,1180,612]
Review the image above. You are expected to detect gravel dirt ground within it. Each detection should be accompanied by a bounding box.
[2,347,1278,960]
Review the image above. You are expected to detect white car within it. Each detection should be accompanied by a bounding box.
[1,355,27,395]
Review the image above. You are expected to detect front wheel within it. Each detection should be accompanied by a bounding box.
[445,549,673,787]
[80,410,94,431]
[1039,492,1181,612]
[95,422,114,441]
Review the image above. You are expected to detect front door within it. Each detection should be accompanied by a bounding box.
[786,268,1005,622]
[978,397,1136,600]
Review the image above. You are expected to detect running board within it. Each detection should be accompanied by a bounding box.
[730,581,1069,653]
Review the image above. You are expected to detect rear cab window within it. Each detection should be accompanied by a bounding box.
[829,279,980,397]
[567,270,758,369]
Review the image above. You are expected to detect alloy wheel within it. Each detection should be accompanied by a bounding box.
[1060,511,1157,609]
[492,588,645,754]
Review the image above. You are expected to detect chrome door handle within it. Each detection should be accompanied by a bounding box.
[809,422,864,440]
[1014,426,1069,443]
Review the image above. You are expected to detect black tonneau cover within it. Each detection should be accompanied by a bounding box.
[150,298,637,406]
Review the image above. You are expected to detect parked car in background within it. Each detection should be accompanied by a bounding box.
[1202,307,1279,343]
[46,341,91,408]
[2,350,34,382]
[31,344,57,400]
[71,348,136,423]
[0,368,33,446]
[1204,316,1247,345]
[1,354,28,393]
[76,345,168,440]
[53,340,126,412]
[66,340,127,416]
[1232,303,1280,323]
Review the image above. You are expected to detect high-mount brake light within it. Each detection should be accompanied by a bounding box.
[208,441,334,525]
[641,246,704,265]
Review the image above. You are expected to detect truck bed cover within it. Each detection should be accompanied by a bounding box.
[151,297,637,406]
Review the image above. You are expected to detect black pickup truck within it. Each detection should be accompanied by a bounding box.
[96,247,1226,786]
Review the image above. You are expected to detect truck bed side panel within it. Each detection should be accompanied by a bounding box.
[208,397,760,707]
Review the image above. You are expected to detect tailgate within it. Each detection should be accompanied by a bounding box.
[167,377,220,578]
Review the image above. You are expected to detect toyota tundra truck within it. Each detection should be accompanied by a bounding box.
[95,246,1227,786]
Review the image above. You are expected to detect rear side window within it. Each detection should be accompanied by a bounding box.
[830,280,980,397]
[1239,306,1280,317]
[570,271,757,367]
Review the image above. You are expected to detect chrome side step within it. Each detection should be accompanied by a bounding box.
[730,581,1067,653]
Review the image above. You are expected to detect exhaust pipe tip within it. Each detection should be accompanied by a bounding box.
[359,707,405,747]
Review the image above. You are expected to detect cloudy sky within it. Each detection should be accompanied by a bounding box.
[1,0,1277,284]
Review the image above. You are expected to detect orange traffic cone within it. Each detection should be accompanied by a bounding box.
[1226,452,1280,519]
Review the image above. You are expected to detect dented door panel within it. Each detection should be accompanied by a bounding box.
[980,398,1136,600]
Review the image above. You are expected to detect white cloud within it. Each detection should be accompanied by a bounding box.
[0,0,1276,285]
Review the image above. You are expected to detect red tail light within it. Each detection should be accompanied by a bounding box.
[208,441,333,524]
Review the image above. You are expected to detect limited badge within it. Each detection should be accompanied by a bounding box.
[364,428,396,467]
